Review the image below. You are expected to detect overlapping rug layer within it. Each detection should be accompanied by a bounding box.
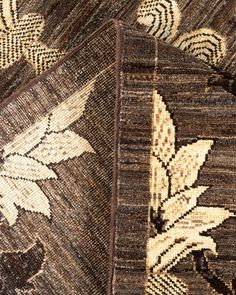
[0,1,235,295]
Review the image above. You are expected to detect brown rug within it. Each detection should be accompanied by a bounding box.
[0,1,236,295]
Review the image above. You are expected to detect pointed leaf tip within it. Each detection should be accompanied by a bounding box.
[169,139,214,194]
[152,92,175,165]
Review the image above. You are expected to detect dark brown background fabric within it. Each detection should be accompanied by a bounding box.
[1,0,236,101]
[0,22,117,294]
[0,1,236,295]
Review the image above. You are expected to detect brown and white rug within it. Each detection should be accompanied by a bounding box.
[0,1,236,295]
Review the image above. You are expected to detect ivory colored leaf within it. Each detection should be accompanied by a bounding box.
[174,28,227,66]
[1,0,17,30]
[49,79,96,132]
[13,180,51,218]
[25,41,65,75]
[137,0,181,42]
[168,140,214,195]
[0,177,50,225]
[147,233,175,269]
[0,154,57,181]
[0,13,44,70]
[150,156,169,210]
[146,273,187,295]
[153,235,216,271]
[3,117,49,156]
[174,206,232,234]
[152,92,175,165]
[147,205,227,269]
[0,195,18,226]
[29,130,95,165]
[162,186,208,230]
[4,79,95,156]
[12,13,44,48]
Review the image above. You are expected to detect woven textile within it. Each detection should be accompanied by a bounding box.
[0,1,235,295]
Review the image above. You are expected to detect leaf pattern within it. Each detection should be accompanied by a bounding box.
[137,0,181,42]
[146,273,187,295]
[0,178,50,226]
[174,28,227,66]
[152,92,175,165]
[162,186,208,230]
[0,79,96,225]
[147,91,232,294]
[174,206,232,233]
[0,0,64,74]
[168,140,213,195]
[0,154,57,180]
[29,130,95,164]
[137,0,227,66]
[152,235,217,272]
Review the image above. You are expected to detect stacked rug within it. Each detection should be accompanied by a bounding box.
[0,1,235,294]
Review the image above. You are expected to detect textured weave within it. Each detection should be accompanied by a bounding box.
[0,1,236,294]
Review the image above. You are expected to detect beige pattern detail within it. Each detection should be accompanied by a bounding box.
[147,91,232,294]
[137,0,181,42]
[137,0,227,66]
[168,140,213,195]
[0,154,57,180]
[0,177,50,225]
[152,91,175,165]
[146,273,187,295]
[0,0,63,74]
[150,157,168,212]
[29,130,94,165]
[0,0,17,30]
[161,186,208,231]
[174,28,227,66]
[0,80,96,226]
[25,42,65,75]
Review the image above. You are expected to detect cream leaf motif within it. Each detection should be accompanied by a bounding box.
[146,273,187,295]
[161,186,208,230]
[147,92,232,294]
[0,0,64,74]
[174,28,227,66]
[0,177,50,226]
[152,90,175,165]
[168,140,213,195]
[29,130,95,164]
[0,154,57,180]
[137,0,181,42]
[137,0,227,66]
[0,79,96,226]
[150,157,169,212]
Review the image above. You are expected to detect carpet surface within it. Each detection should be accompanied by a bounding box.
[1,0,236,100]
[0,1,235,295]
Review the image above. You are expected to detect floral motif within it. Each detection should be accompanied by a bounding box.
[146,92,232,294]
[137,0,181,42]
[137,0,227,66]
[0,0,64,74]
[0,80,96,226]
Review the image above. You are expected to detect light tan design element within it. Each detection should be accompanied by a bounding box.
[0,154,57,180]
[147,92,232,294]
[137,0,181,42]
[0,0,64,74]
[147,273,187,295]
[0,178,51,226]
[0,80,96,226]
[137,0,227,66]
[174,28,227,66]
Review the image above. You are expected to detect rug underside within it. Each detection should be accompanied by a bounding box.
[0,1,235,295]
